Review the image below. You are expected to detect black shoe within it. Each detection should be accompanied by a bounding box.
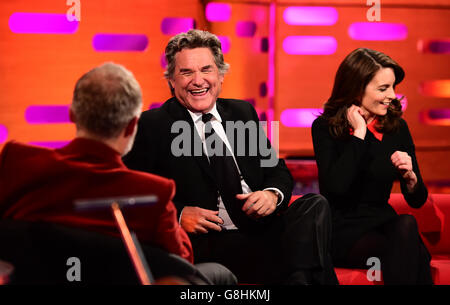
[284,270,314,285]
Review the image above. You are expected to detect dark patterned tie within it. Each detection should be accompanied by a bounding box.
[201,113,249,229]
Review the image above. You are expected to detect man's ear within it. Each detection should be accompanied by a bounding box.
[168,79,175,96]
[124,116,139,137]
[69,108,77,123]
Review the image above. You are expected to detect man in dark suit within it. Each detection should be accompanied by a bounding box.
[124,30,338,284]
[0,62,236,284]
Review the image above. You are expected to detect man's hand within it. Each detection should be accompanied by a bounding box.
[236,190,277,219]
[180,206,223,234]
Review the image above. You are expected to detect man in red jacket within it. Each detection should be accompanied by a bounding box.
[0,62,235,284]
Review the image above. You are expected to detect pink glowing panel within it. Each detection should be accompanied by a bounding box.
[206,3,231,22]
[420,109,450,126]
[93,34,148,52]
[29,141,70,149]
[283,7,338,26]
[25,105,70,124]
[348,23,407,41]
[267,2,276,120]
[283,36,337,55]
[396,94,408,111]
[9,13,79,34]
[236,21,256,37]
[160,53,168,69]
[281,108,322,127]
[0,125,8,144]
[161,18,195,35]
[419,80,450,98]
[218,36,231,53]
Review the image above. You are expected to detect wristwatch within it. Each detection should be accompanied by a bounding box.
[268,189,282,204]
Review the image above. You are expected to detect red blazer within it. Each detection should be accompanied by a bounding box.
[0,138,193,263]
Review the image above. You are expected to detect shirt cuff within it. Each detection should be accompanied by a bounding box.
[178,207,184,224]
[263,187,284,206]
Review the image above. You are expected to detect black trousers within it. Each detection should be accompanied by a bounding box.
[190,193,338,285]
[337,214,433,285]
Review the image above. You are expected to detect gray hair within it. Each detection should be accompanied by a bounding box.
[71,62,142,139]
[164,29,230,81]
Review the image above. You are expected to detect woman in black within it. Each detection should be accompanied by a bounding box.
[312,48,432,284]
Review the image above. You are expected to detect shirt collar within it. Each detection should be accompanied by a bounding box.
[349,118,384,141]
[367,118,384,141]
[187,103,222,124]
[57,137,125,167]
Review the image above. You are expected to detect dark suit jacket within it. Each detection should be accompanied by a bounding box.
[0,138,193,263]
[123,97,293,230]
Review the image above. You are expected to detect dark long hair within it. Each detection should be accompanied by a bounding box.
[321,48,404,139]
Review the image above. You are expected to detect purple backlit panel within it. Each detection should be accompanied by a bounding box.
[283,7,338,26]
[348,22,408,41]
[428,109,450,120]
[259,82,268,97]
[0,125,8,144]
[161,18,195,35]
[283,36,337,55]
[93,34,148,52]
[418,39,450,54]
[9,13,79,34]
[244,99,256,106]
[236,21,256,37]
[206,3,231,22]
[29,141,70,149]
[261,37,269,52]
[149,103,163,110]
[420,109,450,126]
[25,105,70,124]
[428,40,450,54]
[281,108,322,127]
[218,36,231,53]
[259,111,267,121]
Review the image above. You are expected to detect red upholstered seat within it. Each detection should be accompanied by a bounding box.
[333,267,383,285]
[430,255,450,285]
[289,193,450,285]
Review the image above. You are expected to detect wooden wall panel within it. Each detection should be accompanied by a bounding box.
[276,5,450,154]
[1,0,449,189]
[273,2,450,185]
[0,0,206,145]
[208,2,270,114]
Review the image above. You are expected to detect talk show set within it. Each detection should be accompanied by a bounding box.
[1,0,450,295]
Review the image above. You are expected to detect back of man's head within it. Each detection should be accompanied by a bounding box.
[71,62,142,139]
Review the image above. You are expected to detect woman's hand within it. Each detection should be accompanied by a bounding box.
[391,151,418,192]
[346,105,367,140]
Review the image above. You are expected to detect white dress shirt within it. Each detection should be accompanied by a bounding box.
[183,103,284,230]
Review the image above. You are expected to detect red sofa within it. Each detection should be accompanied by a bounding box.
[291,193,450,285]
